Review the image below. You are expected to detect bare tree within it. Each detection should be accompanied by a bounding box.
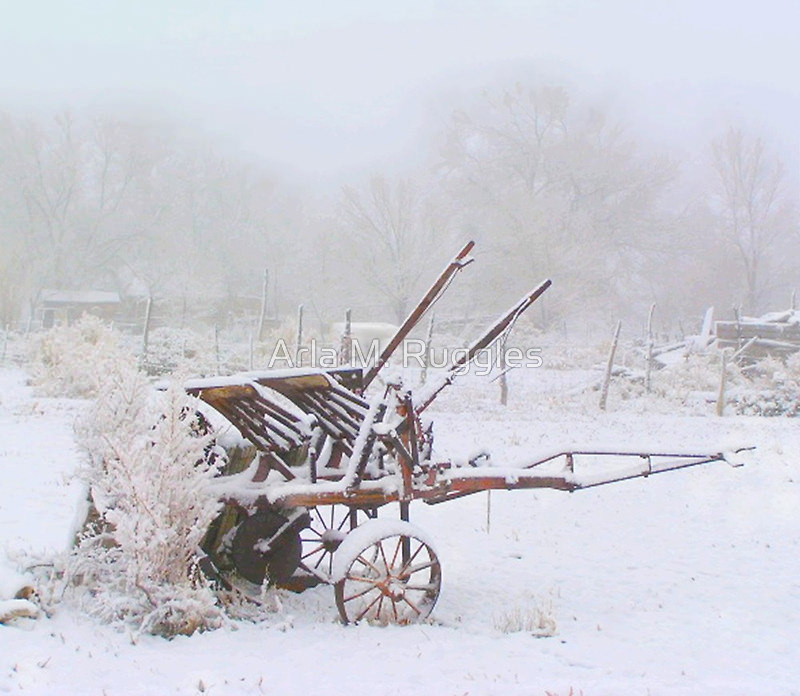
[440,84,677,322]
[711,128,796,314]
[340,175,450,322]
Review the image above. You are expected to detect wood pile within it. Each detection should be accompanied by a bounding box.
[716,309,800,357]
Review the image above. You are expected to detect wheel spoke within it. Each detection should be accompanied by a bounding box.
[390,536,403,570]
[334,522,441,626]
[378,539,391,575]
[344,573,382,585]
[355,591,383,623]
[399,559,436,578]
[376,593,385,621]
[403,582,439,591]
[353,552,384,577]
[398,542,425,576]
[313,507,326,528]
[301,544,325,560]
[344,584,380,603]
[400,595,422,615]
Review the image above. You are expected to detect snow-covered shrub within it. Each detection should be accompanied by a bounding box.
[732,354,800,417]
[29,314,135,398]
[493,592,557,637]
[69,365,224,637]
[140,326,218,376]
[734,386,800,417]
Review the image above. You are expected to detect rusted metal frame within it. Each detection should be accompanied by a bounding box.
[302,390,363,439]
[235,397,305,450]
[248,390,308,436]
[244,380,310,425]
[293,392,359,446]
[316,441,348,472]
[202,398,278,453]
[226,399,299,452]
[286,390,351,440]
[454,279,552,369]
[270,488,399,508]
[201,395,289,450]
[417,279,552,414]
[345,403,387,493]
[307,430,330,483]
[423,451,734,504]
[328,383,369,410]
[363,240,476,389]
[517,450,729,471]
[570,453,729,490]
[381,432,415,493]
[252,451,296,482]
[423,474,575,504]
[325,387,369,421]
[397,394,421,500]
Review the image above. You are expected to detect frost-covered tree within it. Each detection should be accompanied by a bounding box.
[710,128,797,314]
[29,314,136,398]
[339,175,453,322]
[70,367,223,637]
[440,84,677,322]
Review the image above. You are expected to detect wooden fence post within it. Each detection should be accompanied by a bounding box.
[338,308,352,366]
[257,268,269,342]
[214,325,221,374]
[645,303,655,393]
[295,304,304,367]
[599,320,622,411]
[716,349,729,417]
[141,296,153,365]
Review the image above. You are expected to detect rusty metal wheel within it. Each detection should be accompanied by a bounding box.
[332,519,441,625]
[299,506,372,582]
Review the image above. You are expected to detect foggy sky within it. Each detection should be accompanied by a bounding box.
[1,0,798,183]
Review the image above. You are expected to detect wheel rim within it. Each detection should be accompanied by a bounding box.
[335,532,441,625]
[299,506,371,582]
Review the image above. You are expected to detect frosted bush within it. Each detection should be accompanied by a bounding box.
[29,314,135,398]
[493,592,557,637]
[68,365,225,637]
[140,326,217,376]
[733,354,800,417]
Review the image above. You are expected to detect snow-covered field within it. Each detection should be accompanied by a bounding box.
[1,364,799,695]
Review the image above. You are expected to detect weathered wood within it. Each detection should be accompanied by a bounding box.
[257,268,269,342]
[295,304,304,367]
[716,350,728,417]
[141,296,153,359]
[338,308,352,366]
[599,320,622,411]
[645,303,655,393]
[716,320,800,342]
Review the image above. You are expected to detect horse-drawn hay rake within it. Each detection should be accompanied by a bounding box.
[189,242,746,625]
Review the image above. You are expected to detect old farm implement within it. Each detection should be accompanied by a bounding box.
[188,241,746,625]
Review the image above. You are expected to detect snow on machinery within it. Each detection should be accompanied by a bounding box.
[189,241,748,625]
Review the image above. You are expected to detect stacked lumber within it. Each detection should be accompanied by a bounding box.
[716,309,800,357]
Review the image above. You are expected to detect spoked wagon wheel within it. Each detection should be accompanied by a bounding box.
[332,519,441,625]
[299,505,372,582]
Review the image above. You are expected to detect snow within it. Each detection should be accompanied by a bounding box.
[330,519,437,582]
[0,598,39,623]
[2,365,800,694]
